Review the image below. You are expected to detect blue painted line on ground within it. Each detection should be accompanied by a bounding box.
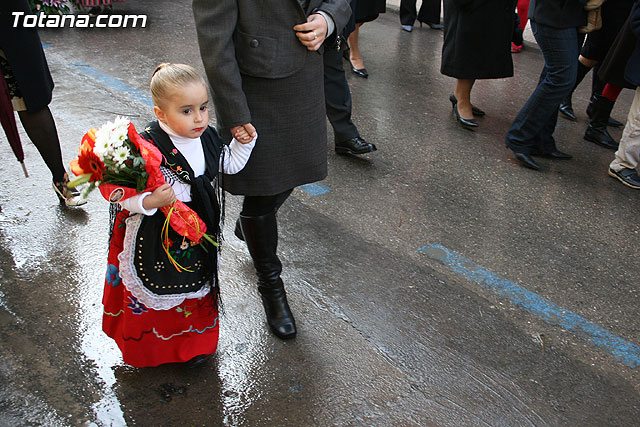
[300,183,330,196]
[68,62,154,107]
[419,243,640,368]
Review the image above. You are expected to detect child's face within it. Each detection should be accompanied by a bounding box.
[155,82,209,139]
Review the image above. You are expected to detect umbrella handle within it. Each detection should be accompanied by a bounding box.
[21,161,28,178]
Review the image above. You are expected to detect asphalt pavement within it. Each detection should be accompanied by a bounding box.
[0,2,639,426]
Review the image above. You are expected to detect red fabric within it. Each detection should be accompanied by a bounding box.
[102,210,219,367]
[602,84,623,102]
[98,123,211,244]
[516,0,530,31]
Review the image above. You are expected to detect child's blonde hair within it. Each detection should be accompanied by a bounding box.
[150,63,206,107]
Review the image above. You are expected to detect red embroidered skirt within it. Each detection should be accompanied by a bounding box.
[102,210,219,367]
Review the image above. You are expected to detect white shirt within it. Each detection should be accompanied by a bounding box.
[120,122,255,215]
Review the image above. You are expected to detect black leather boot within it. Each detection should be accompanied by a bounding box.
[239,211,296,339]
[586,94,624,128]
[584,94,619,149]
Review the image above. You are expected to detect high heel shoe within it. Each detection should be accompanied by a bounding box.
[449,93,485,116]
[453,104,478,129]
[347,56,368,78]
[351,65,368,78]
[419,21,443,30]
[342,46,368,78]
[53,172,87,207]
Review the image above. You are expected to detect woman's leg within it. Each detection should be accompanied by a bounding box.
[454,79,475,120]
[347,23,365,71]
[239,189,297,339]
[17,106,65,182]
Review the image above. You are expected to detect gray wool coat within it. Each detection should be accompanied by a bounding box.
[193,0,352,196]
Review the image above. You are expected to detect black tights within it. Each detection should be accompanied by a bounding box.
[17,106,65,182]
[241,189,293,217]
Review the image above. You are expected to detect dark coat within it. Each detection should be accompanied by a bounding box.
[598,2,638,89]
[441,0,514,80]
[193,0,351,196]
[354,0,386,23]
[625,1,640,87]
[0,0,54,112]
[527,0,587,29]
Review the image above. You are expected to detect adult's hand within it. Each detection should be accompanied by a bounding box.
[293,14,328,51]
[231,123,257,141]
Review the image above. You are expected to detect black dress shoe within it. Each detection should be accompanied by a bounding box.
[453,104,478,129]
[531,150,573,159]
[558,103,577,121]
[513,152,540,170]
[335,136,377,155]
[342,45,367,78]
[449,93,485,116]
[351,66,368,78]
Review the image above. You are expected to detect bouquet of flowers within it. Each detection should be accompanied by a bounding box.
[68,117,217,272]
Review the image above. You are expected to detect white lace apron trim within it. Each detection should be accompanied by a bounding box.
[117,213,212,310]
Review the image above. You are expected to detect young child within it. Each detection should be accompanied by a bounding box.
[102,63,255,367]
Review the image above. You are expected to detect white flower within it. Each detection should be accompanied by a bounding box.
[109,130,126,148]
[92,117,130,160]
[113,146,131,164]
[113,116,130,129]
[93,132,111,160]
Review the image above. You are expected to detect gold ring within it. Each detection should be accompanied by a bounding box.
[313,31,317,40]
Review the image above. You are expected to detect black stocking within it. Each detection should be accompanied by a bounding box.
[17,106,65,182]
[241,189,293,217]
[573,61,592,94]
[591,63,605,96]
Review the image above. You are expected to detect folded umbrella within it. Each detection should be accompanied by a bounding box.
[0,72,28,177]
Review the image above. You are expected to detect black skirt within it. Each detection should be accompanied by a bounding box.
[355,0,386,23]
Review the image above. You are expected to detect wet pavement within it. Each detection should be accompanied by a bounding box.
[1,2,639,426]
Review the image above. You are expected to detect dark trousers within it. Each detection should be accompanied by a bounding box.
[400,0,441,26]
[324,43,359,143]
[506,22,579,154]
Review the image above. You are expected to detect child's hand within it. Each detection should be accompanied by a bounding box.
[231,123,256,144]
[143,184,175,210]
